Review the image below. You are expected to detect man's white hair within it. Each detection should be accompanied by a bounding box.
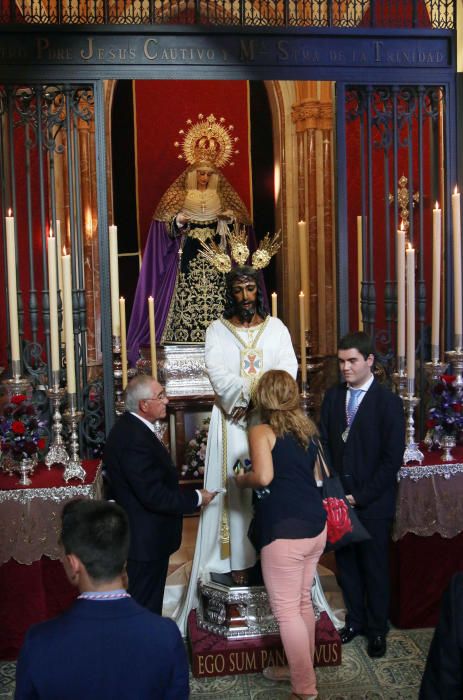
[124,375,156,413]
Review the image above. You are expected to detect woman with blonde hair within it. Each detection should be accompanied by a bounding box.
[235,369,326,700]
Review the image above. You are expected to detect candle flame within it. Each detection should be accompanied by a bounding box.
[299,291,304,297]
[455,186,459,195]
[435,201,439,210]
[8,208,12,217]
[148,296,154,302]
[49,227,53,238]
[400,221,404,232]
[406,242,413,251]
[63,246,67,256]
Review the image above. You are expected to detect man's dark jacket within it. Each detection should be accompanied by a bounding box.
[320,378,405,519]
[103,411,198,561]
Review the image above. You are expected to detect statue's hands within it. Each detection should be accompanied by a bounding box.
[218,209,234,220]
[231,406,247,423]
[176,212,191,227]
[199,489,217,507]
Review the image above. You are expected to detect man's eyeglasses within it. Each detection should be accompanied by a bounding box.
[144,391,167,402]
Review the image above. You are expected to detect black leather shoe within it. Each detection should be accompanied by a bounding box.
[367,634,387,658]
[339,625,363,644]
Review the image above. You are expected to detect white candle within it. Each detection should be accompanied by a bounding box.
[120,297,128,390]
[62,249,76,394]
[148,296,157,380]
[452,187,462,347]
[299,291,307,384]
[298,221,310,326]
[109,225,120,337]
[406,245,415,387]
[432,203,442,362]
[55,220,64,292]
[47,231,60,374]
[5,210,20,363]
[271,292,277,318]
[397,224,406,360]
[357,215,363,330]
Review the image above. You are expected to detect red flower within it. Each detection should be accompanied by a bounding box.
[11,394,27,404]
[37,438,46,450]
[426,418,438,428]
[11,421,26,434]
[442,375,456,385]
[453,403,463,414]
[323,497,353,544]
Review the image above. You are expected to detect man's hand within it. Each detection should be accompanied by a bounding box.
[199,489,216,507]
[231,406,247,423]
[346,494,356,507]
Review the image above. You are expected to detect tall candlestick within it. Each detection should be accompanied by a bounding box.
[5,210,20,364]
[432,203,442,362]
[298,221,310,327]
[397,224,406,361]
[148,296,157,380]
[271,292,277,318]
[55,220,64,292]
[47,232,60,373]
[452,187,462,348]
[299,291,307,385]
[357,215,363,330]
[62,249,76,394]
[406,245,415,388]
[120,297,128,390]
[109,225,120,337]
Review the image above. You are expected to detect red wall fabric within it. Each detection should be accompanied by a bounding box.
[133,80,251,252]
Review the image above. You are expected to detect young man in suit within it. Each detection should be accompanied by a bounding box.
[15,499,190,700]
[320,331,405,658]
[103,374,216,615]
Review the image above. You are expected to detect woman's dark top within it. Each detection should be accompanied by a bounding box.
[249,433,326,552]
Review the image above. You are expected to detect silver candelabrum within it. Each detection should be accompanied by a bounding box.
[45,370,69,468]
[62,393,86,482]
[402,379,424,465]
[113,335,125,415]
[445,348,463,396]
[392,356,407,397]
[2,359,31,400]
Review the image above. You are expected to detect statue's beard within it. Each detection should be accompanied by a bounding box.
[237,304,256,323]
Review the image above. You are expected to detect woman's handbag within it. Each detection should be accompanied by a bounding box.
[315,442,371,552]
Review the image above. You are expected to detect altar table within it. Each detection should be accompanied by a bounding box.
[0,460,102,659]
[390,447,463,628]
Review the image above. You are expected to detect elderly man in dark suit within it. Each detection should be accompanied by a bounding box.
[320,331,405,658]
[103,374,215,615]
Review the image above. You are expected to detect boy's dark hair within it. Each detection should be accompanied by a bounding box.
[60,499,129,582]
[338,331,374,360]
[223,266,268,319]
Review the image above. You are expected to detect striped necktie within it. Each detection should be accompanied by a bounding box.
[346,388,362,426]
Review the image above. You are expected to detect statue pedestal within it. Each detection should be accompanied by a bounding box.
[188,608,341,678]
[137,344,213,397]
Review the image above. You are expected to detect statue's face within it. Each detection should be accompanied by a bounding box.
[197,170,211,189]
[231,277,258,321]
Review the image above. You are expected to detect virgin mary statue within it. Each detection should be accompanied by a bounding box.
[127,114,252,365]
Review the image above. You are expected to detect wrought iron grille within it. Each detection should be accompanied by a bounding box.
[0,0,455,28]
[343,83,446,431]
[0,84,106,457]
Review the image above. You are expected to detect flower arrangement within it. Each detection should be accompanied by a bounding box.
[180,417,210,480]
[426,374,463,446]
[0,394,47,471]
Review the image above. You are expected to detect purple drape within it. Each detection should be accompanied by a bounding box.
[127,220,179,366]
